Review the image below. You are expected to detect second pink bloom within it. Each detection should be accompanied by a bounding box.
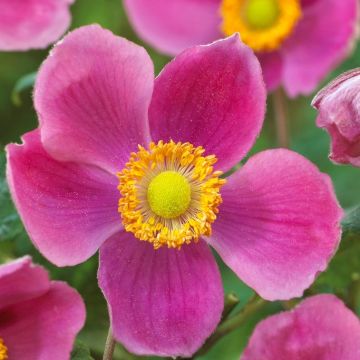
[124,0,358,96]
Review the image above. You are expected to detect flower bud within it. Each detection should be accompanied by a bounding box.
[312,69,360,167]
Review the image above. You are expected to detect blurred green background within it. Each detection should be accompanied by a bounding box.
[1,1,360,359]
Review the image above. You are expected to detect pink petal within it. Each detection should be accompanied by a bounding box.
[301,0,316,6]
[123,0,221,56]
[301,0,318,7]
[281,0,358,97]
[208,149,343,300]
[258,51,283,92]
[6,130,120,266]
[98,232,223,357]
[0,0,74,51]
[149,35,266,172]
[34,24,154,174]
[0,256,49,311]
[242,294,360,360]
[312,69,360,167]
[1,281,85,360]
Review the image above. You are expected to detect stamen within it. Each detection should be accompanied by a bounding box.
[221,0,301,52]
[0,338,8,360]
[118,141,226,249]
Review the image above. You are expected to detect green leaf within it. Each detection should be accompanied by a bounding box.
[11,72,37,106]
[71,341,95,360]
[0,152,25,243]
[342,206,360,236]
[312,206,360,296]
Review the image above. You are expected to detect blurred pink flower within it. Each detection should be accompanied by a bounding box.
[0,0,75,51]
[242,294,360,360]
[0,256,85,360]
[124,0,358,97]
[7,25,342,357]
[312,68,360,167]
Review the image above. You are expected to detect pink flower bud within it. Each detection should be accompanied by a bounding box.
[312,68,360,167]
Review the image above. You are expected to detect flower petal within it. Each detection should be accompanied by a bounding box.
[123,0,221,56]
[301,0,318,7]
[98,232,223,358]
[149,35,266,172]
[0,0,74,51]
[6,130,120,266]
[312,69,360,167]
[242,294,360,360]
[281,0,358,97]
[0,256,49,311]
[34,24,154,174]
[0,281,85,360]
[258,51,283,92]
[208,149,342,300]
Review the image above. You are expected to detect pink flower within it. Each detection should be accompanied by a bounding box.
[7,25,342,357]
[312,68,360,167]
[242,294,360,360]
[0,0,75,51]
[0,256,85,360]
[124,0,358,97]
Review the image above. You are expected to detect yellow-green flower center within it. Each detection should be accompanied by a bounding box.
[117,141,226,249]
[0,338,8,360]
[147,171,191,219]
[244,0,279,29]
[221,0,302,52]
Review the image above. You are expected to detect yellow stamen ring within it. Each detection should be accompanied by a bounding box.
[221,0,302,52]
[0,338,8,360]
[118,141,226,249]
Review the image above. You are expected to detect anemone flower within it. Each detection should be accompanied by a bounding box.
[0,0,75,51]
[0,256,85,360]
[312,68,360,167]
[242,294,360,359]
[124,0,358,97]
[7,25,342,357]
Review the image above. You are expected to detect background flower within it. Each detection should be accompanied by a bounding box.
[241,294,360,360]
[124,0,358,96]
[312,68,360,167]
[0,256,85,360]
[0,0,75,51]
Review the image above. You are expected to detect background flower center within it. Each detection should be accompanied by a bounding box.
[244,0,279,29]
[0,338,8,360]
[221,0,302,52]
[147,171,191,219]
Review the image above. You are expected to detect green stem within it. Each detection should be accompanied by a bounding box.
[273,88,289,148]
[348,277,360,312]
[191,295,266,358]
[103,327,116,360]
[280,299,298,310]
[221,293,240,322]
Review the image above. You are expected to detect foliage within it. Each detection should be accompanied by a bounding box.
[71,341,95,360]
[11,72,37,106]
[312,206,360,313]
[0,152,27,259]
